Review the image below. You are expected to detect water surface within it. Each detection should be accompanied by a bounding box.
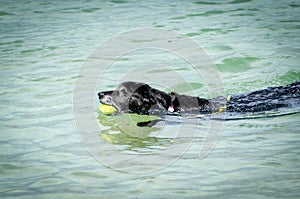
[1,0,299,198]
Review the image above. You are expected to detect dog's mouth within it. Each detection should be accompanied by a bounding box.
[98,98,119,114]
[99,97,119,112]
[99,99,118,110]
[99,98,112,106]
[101,102,117,109]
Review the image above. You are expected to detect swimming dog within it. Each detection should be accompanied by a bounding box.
[98,81,300,117]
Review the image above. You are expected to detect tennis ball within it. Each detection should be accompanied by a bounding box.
[98,104,117,115]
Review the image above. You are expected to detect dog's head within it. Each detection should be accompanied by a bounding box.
[98,82,172,114]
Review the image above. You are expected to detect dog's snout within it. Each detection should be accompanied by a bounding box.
[98,91,112,99]
[98,92,104,99]
[98,91,113,105]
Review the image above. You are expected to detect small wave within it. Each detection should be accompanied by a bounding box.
[0,11,14,16]
[228,0,252,4]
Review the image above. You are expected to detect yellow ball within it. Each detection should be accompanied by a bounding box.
[98,104,117,115]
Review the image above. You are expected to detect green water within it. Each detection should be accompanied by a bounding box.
[1,0,300,198]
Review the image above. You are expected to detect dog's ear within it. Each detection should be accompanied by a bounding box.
[128,84,156,114]
[148,89,158,105]
[149,88,172,109]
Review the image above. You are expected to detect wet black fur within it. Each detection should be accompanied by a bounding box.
[98,81,300,115]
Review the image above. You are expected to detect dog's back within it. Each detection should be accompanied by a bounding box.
[226,81,300,113]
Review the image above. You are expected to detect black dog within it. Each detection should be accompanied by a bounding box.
[98,81,300,116]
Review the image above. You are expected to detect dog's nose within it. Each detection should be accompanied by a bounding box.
[98,92,104,98]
